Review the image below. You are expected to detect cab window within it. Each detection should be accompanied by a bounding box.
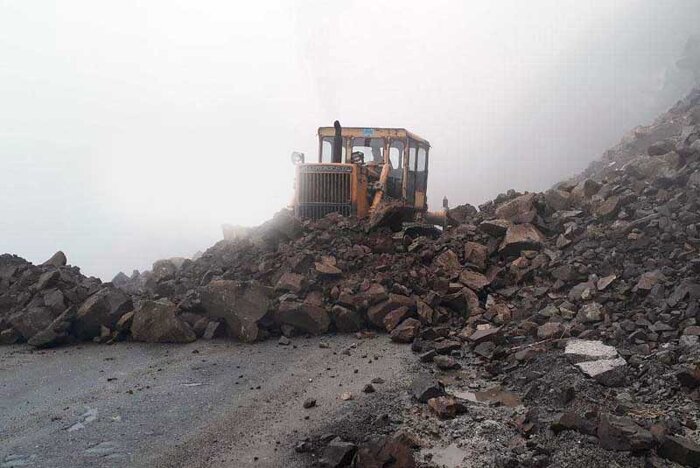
[320,136,346,163]
[351,137,384,164]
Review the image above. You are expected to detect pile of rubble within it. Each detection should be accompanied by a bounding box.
[2,89,700,465]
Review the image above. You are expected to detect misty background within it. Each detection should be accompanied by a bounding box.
[1,0,698,280]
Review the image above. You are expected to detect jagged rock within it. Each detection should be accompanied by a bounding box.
[131,300,196,343]
[111,271,130,287]
[42,251,67,267]
[199,280,272,342]
[597,413,654,452]
[495,193,537,224]
[575,357,627,387]
[537,322,565,339]
[432,249,461,277]
[28,306,77,348]
[330,305,364,332]
[464,241,489,270]
[565,339,618,362]
[383,306,410,332]
[595,195,621,219]
[411,375,445,402]
[545,189,571,211]
[367,294,415,328]
[36,270,60,290]
[315,261,342,276]
[468,326,502,344]
[433,355,460,370]
[320,437,357,468]
[354,434,416,468]
[499,224,544,256]
[458,270,490,290]
[658,435,700,467]
[0,327,20,345]
[390,318,421,343]
[73,287,133,340]
[277,300,330,335]
[479,219,510,237]
[427,396,466,419]
[274,272,306,293]
[577,302,604,323]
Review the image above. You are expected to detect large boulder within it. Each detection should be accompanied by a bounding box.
[330,305,364,332]
[131,300,196,343]
[367,294,416,328]
[499,223,544,256]
[597,413,654,452]
[28,306,77,348]
[9,290,67,340]
[73,287,133,340]
[199,280,273,342]
[42,251,67,267]
[495,193,537,223]
[276,300,330,335]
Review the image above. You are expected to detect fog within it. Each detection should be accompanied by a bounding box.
[1,1,698,279]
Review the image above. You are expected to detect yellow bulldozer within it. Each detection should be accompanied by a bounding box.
[291,121,450,232]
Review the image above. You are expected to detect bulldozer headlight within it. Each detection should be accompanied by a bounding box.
[291,151,305,165]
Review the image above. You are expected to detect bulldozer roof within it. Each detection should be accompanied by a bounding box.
[317,127,430,147]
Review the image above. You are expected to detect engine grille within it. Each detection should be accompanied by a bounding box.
[296,165,353,220]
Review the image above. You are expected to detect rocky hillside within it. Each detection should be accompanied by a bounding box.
[2,89,700,466]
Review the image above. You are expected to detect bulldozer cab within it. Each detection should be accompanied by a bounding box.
[293,125,430,220]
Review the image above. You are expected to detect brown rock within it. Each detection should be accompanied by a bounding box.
[315,261,342,276]
[367,294,415,328]
[597,413,654,452]
[131,300,196,343]
[537,322,565,339]
[354,434,416,468]
[458,270,490,290]
[468,326,502,344]
[464,242,489,270]
[595,195,621,219]
[495,193,537,223]
[200,280,273,342]
[390,318,421,343]
[427,396,466,419]
[275,272,306,293]
[432,249,461,277]
[499,224,544,256]
[277,301,330,335]
[383,306,410,332]
[479,219,511,237]
[330,305,364,332]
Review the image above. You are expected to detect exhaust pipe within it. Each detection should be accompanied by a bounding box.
[332,120,342,163]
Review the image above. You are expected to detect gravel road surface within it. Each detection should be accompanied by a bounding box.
[0,335,413,468]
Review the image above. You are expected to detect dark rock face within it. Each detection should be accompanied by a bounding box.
[73,287,133,340]
[597,413,655,452]
[410,375,445,403]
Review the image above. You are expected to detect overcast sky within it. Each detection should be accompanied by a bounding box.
[1,1,698,279]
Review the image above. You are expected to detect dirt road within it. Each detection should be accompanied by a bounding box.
[0,335,414,468]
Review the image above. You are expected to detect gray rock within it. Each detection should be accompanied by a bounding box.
[411,375,445,403]
[130,300,196,343]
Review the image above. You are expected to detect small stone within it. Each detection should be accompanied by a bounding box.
[303,398,316,409]
[278,336,291,346]
[340,392,353,401]
[363,384,376,393]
